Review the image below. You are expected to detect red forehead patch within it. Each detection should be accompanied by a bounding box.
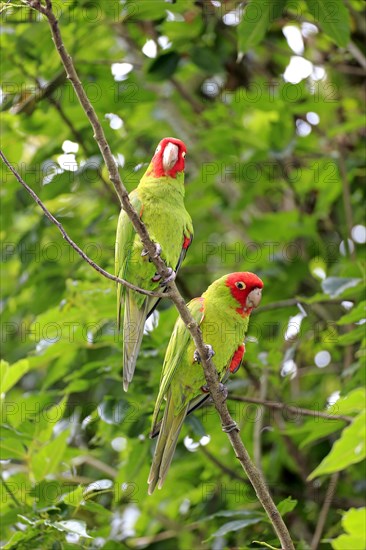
[226,272,263,290]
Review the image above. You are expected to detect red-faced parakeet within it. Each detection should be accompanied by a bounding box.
[115,138,193,391]
[148,272,263,494]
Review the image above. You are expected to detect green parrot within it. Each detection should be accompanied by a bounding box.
[148,272,264,494]
[115,138,193,392]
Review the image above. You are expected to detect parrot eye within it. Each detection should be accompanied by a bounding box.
[182,151,186,158]
[235,281,246,290]
[155,145,161,154]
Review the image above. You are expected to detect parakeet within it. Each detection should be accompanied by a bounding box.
[115,138,193,391]
[148,272,263,494]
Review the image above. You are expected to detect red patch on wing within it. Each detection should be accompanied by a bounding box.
[192,296,204,312]
[229,344,245,373]
[183,234,192,249]
[139,205,144,217]
[150,137,187,178]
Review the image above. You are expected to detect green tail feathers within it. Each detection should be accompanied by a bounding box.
[122,290,150,392]
[148,393,188,495]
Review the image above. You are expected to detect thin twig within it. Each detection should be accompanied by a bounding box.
[310,472,339,550]
[229,396,353,424]
[200,447,246,482]
[72,455,118,479]
[21,3,295,547]
[0,151,165,299]
[170,77,204,115]
[348,41,366,69]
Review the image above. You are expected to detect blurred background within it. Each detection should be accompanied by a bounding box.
[1,1,365,548]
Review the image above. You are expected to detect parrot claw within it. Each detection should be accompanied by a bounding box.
[200,382,228,398]
[141,242,162,260]
[151,268,176,285]
[193,344,215,364]
[218,382,229,400]
[222,421,239,433]
[159,268,176,286]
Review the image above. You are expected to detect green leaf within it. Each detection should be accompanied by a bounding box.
[1,359,29,394]
[308,411,366,479]
[40,170,74,200]
[53,519,92,539]
[321,277,362,298]
[305,0,350,47]
[204,510,264,521]
[328,389,366,415]
[147,52,180,80]
[0,438,26,459]
[2,531,33,550]
[332,535,366,550]
[83,479,114,499]
[62,485,84,507]
[342,507,366,534]
[35,397,68,443]
[238,0,286,54]
[299,420,345,448]
[30,429,69,482]
[124,0,167,21]
[209,517,262,538]
[190,46,222,73]
[338,326,366,346]
[337,301,366,325]
[277,497,297,516]
[331,508,366,549]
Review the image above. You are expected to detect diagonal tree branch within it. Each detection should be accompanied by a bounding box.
[18,2,295,547]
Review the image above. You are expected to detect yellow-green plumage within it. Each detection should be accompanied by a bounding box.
[148,273,263,494]
[115,142,193,391]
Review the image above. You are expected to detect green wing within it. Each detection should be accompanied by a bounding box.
[115,190,142,330]
[150,297,204,434]
[150,337,243,439]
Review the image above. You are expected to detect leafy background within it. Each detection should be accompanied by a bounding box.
[1,0,365,548]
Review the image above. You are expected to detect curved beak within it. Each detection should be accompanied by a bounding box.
[162,142,179,172]
[246,287,262,309]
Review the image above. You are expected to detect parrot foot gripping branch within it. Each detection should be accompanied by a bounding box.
[141,241,162,259]
[193,344,216,364]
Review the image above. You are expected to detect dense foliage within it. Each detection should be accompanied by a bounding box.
[1,1,365,548]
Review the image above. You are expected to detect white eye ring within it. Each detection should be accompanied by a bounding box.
[235,282,246,290]
[182,151,186,158]
[155,145,161,154]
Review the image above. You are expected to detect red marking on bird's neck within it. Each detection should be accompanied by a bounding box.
[149,137,186,178]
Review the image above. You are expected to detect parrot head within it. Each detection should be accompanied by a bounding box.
[150,137,187,178]
[226,272,264,315]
